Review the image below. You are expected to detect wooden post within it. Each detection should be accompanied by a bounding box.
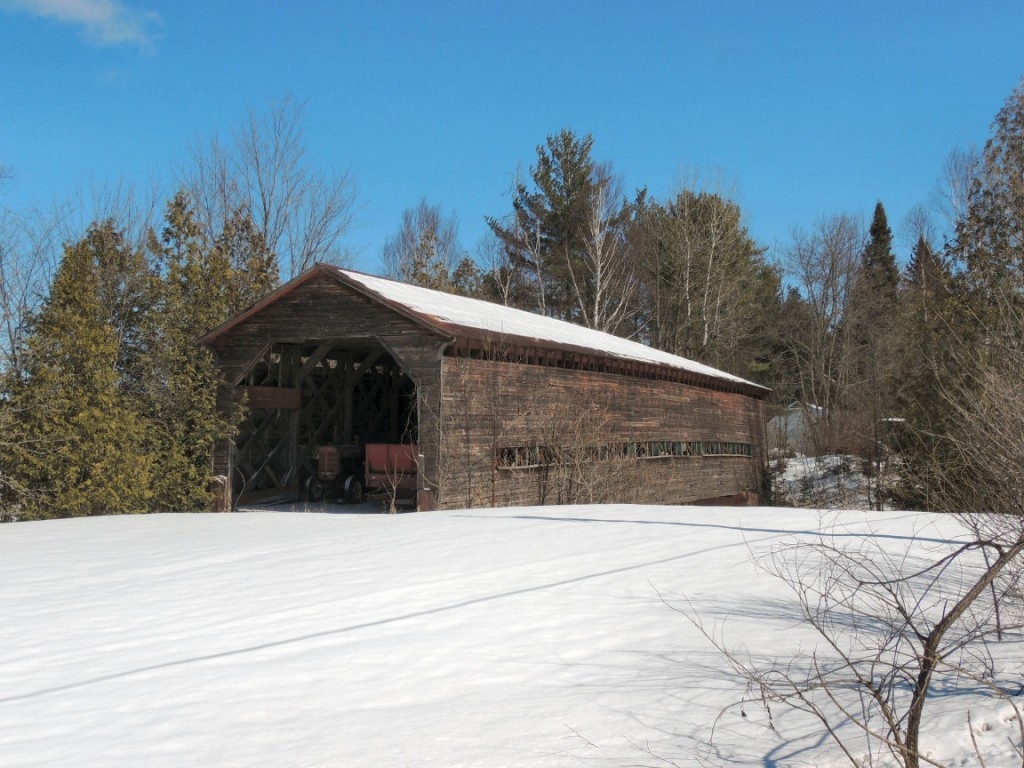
[342,352,354,444]
[210,475,231,512]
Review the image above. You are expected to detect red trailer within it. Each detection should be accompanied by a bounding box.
[364,443,419,506]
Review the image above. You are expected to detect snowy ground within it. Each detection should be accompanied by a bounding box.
[1,505,1021,767]
[772,454,877,510]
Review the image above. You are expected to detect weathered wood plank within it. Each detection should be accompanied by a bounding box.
[235,386,302,410]
[438,355,766,510]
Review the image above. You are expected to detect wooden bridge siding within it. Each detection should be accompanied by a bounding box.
[438,356,766,509]
[205,273,447,504]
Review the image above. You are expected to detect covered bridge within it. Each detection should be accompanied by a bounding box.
[200,265,770,510]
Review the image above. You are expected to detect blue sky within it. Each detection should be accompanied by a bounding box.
[1,0,1023,274]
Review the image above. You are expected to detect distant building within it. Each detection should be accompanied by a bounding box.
[201,266,771,510]
[766,402,822,456]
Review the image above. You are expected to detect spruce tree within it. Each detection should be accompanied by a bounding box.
[905,236,946,311]
[846,202,901,507]
[893,236,956,449]
[861,202,900,306]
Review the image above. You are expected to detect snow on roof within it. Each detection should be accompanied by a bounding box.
[331,267,764,391]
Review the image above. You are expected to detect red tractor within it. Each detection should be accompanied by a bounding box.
[307,443,418,507]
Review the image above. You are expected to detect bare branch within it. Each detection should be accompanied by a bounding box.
[181,96,358,280]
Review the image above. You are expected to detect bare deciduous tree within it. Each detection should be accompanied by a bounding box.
[783,213,864,453]
[182,96,357,279]
[63,176,161,252]
[476,231,516,306]
[0,202,61,520]
[936,146,981,237]
[0,208,64,373]
[697,295,1024,768]
[695,526,1024,768]
[568,166,637,333]
[381,199,463,289]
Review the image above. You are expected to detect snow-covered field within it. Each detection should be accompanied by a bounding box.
[1,505,1020,767]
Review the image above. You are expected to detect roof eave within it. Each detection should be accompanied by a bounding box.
[439,323,771,399]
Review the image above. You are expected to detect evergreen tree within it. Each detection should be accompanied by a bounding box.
[772,286,816,405]
[951,77,1024,344]
[848,202,899,385]
[4,222,154,518]
[926,80,1024,432]
[954,79,1024,288]
[896,80,1024,510]
[487,130,636,331]
[214,206,279,313]
[634,188,779,380]
[905,235,946,301]
[139,192,275,511]
[84,220,152,392]
[860,202,900,306]
[895,236,954,436]
[846,203,901,506]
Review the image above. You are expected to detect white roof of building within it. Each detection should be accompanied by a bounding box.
[331,267,764,391]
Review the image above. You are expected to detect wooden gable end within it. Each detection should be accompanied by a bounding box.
[205,270,449,386]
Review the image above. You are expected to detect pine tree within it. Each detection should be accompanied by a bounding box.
[487,130,636,330]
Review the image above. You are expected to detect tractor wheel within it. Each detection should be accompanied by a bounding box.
[306,476,325,502]
[344,475,364,504]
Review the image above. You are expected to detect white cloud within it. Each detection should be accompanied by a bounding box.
[0,0,162,50]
